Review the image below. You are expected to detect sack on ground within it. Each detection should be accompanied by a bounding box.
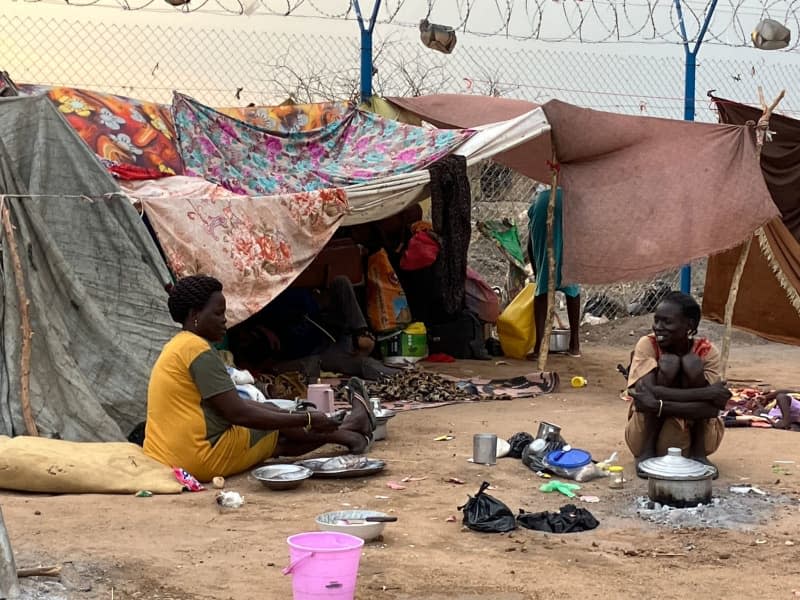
[496,282,536,359]
[367,248,413,333]
[459,481,517,533]
[0,435,183,494]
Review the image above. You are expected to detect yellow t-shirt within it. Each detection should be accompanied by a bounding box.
[144,331,278,481]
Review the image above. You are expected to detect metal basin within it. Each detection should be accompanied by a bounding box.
[251,464,313,491]
[316,510,395,541]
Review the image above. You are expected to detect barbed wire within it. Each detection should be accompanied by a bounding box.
[18,0,800,48]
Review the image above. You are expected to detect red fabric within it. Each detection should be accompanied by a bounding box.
[425,353,456,363]
[646,334,714,360]
[109,163,171,181]
[400,230,440,271]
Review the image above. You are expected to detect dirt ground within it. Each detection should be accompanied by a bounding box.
[3,324,800,600]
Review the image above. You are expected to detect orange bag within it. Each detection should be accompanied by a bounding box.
[367,249,413,333]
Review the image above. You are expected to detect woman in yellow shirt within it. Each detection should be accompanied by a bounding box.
[144,275,374,482]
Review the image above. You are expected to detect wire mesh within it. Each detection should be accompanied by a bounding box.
[0,13,792,323]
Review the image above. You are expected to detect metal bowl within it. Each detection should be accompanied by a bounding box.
[251,464,313,491]
[315,510,391,541]
[373,409,396,441]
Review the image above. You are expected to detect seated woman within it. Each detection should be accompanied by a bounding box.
[625,292,731,478]
[143,275,376,482]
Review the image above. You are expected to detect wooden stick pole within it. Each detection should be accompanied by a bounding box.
[537,153,559,372]
[17,565,61,578]
[720,87,785,379]
[0,198,37,437]
[0,507,20,598]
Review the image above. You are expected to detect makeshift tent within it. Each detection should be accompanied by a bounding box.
[0,95,176,441]
[121,176,350,326]
[15,83,182,177]
[387,94,778,285]
[125,93,551,326]
[703,96,800,345]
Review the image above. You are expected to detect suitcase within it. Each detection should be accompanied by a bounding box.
[293,238,366,289]
[427,310,490,360]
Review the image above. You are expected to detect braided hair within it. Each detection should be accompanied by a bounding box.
[661,291,701,336]
[166,275,223,325]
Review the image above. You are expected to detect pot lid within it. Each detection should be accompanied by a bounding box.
[546,448,591,469]
[639,448,715,480]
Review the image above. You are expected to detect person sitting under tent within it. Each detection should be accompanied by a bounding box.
[143,275,376,482]
[625,292,732,478]
[526,186,581,358]
[228,276,399,383]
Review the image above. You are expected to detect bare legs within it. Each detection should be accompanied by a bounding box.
[273,393,374,457]
[529,293,581,358]
[565,294,581,356]
[773,391,800,431]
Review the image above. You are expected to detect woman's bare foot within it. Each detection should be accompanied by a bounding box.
[338,429,372,454]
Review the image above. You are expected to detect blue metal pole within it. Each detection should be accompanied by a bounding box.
[360,28,373,100]
[352,0,382,102]
[674,0,718,294]
[679,50,697,293]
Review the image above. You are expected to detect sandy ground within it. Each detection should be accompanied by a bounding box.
[3,326,800,599]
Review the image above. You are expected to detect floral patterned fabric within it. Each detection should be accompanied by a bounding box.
[16,84,183,176]
[173,92,475,195]
[122,176,348,326]
[217,101,351,133]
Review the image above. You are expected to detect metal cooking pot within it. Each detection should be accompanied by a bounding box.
[639,448,715,508]
[549,329,570,353]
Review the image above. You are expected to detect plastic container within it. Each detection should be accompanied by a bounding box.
[378,322,428,362]
[283,531,364,600]
[544,448,592,479]
[608,465,624,489]
[570,376,587,388]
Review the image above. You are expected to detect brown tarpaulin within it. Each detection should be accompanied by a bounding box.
[702,97,800,345]
[388,95,777,285]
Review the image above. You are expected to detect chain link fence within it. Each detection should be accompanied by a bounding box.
[1,13,796,325]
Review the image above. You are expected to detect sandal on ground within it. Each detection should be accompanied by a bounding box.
[346,377,377,432]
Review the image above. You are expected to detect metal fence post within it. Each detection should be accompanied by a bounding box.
[352,0,382,102]
[675,0,719,294]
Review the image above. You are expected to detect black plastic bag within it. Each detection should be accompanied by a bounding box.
[458,481,517,533]
[506,432,535,459]
[516,504,599,534]
[521,435,567,472]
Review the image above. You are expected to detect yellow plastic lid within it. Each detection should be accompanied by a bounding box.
[404,322,427,335]
[608,466,624,472]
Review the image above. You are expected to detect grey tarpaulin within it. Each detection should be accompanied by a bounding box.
[0,95,176,441]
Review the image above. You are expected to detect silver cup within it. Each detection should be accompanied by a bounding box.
[536,421,561,441]
[473,433,498,465]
